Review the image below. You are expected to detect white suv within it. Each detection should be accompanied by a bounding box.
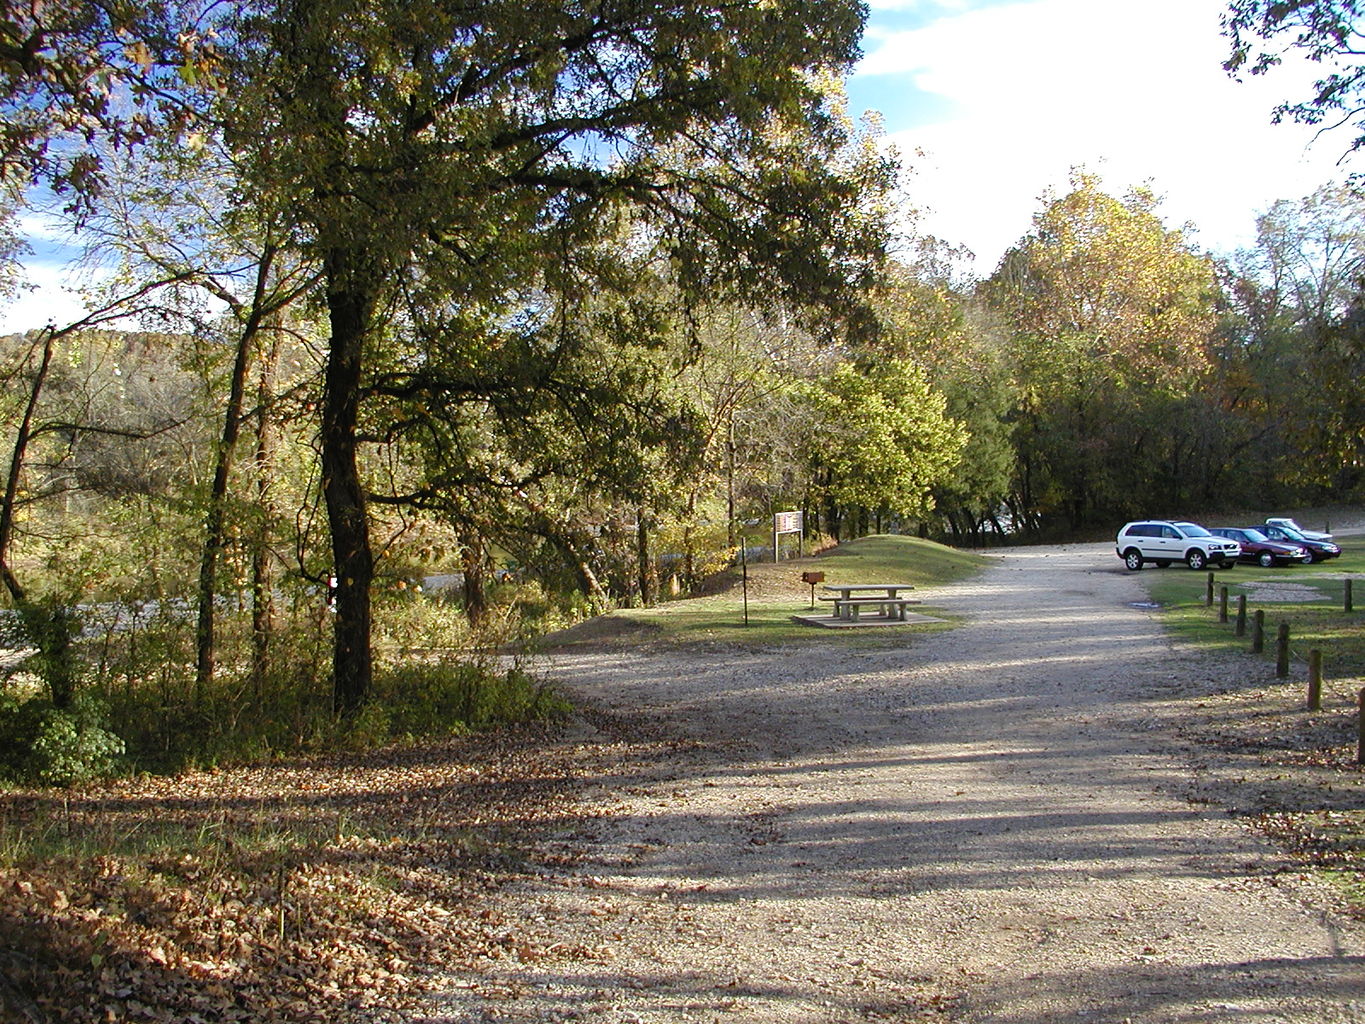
[1116,520,1241,571]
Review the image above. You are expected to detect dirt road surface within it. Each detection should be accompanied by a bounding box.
[426,543,1365,1023]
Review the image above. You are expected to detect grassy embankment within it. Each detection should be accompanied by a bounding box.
[575,533,990,646]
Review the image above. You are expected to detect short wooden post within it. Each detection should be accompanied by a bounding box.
[1252,609,1265,653]
[1346,578,1354,614]
[1205,572,1214,606]
[1276,622,1290,678]
[1235,595,1247,636]
[1307,649,1322,711]
[1358,687,1365,766]
[1218,586,1229,623]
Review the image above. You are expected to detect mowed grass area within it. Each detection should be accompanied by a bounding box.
[1131,530,1365,908]
[600,534,989,646]
[1138,536,1365,678]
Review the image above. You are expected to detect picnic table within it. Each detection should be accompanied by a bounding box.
[819,583,919,621]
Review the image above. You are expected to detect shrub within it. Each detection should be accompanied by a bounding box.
[0,691,125,787]
[370,657,568,739]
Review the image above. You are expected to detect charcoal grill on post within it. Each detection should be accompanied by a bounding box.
[800,571,825,609]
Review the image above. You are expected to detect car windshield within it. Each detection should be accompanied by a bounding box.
[1176,523,1212,537]
[1242,529,1269,542]
[1274,525,1307,541]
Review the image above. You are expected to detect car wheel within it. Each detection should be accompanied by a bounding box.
[1302,549,1316,564]
[1123,549,1144,571]
[1258,552,1275,567]
[1186,549,1207,570]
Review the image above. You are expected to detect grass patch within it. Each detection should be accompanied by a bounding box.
[1129,533,1365,915]
[1137,544,1365,677]
[605,534,987,646]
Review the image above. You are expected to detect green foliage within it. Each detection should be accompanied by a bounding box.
[0,596,81,707]
[68,591,563,776]
[1230,184,1365,495]
[985,170,1221,527]
[366,660,567,740]
[803,359,967,521]
[873,256,1018,539]
[0,691,125,787]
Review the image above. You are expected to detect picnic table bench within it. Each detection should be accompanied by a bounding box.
[819,583,919,621]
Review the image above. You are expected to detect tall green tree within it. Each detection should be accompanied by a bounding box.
[215,0,890,714]
[986,171,1219,527]
[1234,184,1365,492]
[873,254,1016,543]
[803,359,966,540]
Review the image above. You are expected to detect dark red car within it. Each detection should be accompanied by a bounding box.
[1209,527,1310,567]
[1259,523,1342,563]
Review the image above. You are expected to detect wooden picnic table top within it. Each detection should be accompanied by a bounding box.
[821,583,916,596]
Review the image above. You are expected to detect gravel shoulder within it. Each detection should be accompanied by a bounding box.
[425,543,1365,1023]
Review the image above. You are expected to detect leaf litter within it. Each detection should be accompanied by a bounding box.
[0,720,644,1023]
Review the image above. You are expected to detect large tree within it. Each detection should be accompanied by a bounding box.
[1231,183,1365,492]
[872,253,1017,543]
[803,359,966,540]
[986,171,1219,527]
[211,0,890,713]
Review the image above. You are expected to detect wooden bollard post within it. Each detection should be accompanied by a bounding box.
[1307,649,1322,711]
[1205,572,1214,606]
[1276,621,1290,678]
[1252,609,1265,653]
[1235,595,1247,636]
[1347,578,1354,614]
[1218,586,1229,623]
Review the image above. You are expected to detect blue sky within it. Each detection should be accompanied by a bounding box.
[849,0,1350,271]
[0,0,1352,332]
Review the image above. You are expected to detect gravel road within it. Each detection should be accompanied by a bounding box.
[428,542,1365,1023]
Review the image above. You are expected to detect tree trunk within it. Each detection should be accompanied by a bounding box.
[546,531,607,607]
[945,510,963,545]
[195,304,264,696]
[681,491,698,590]
[249,328,282,694]
[323,256,376,717]
[0,328,78,708]
[460,531,488,626]
[0,330,50,605]
[636,509,658,606]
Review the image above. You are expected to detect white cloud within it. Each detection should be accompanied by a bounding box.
[855,0,1349,270]
[16,211,78,247]
[0,260,95,334]
[864,0,974,11]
